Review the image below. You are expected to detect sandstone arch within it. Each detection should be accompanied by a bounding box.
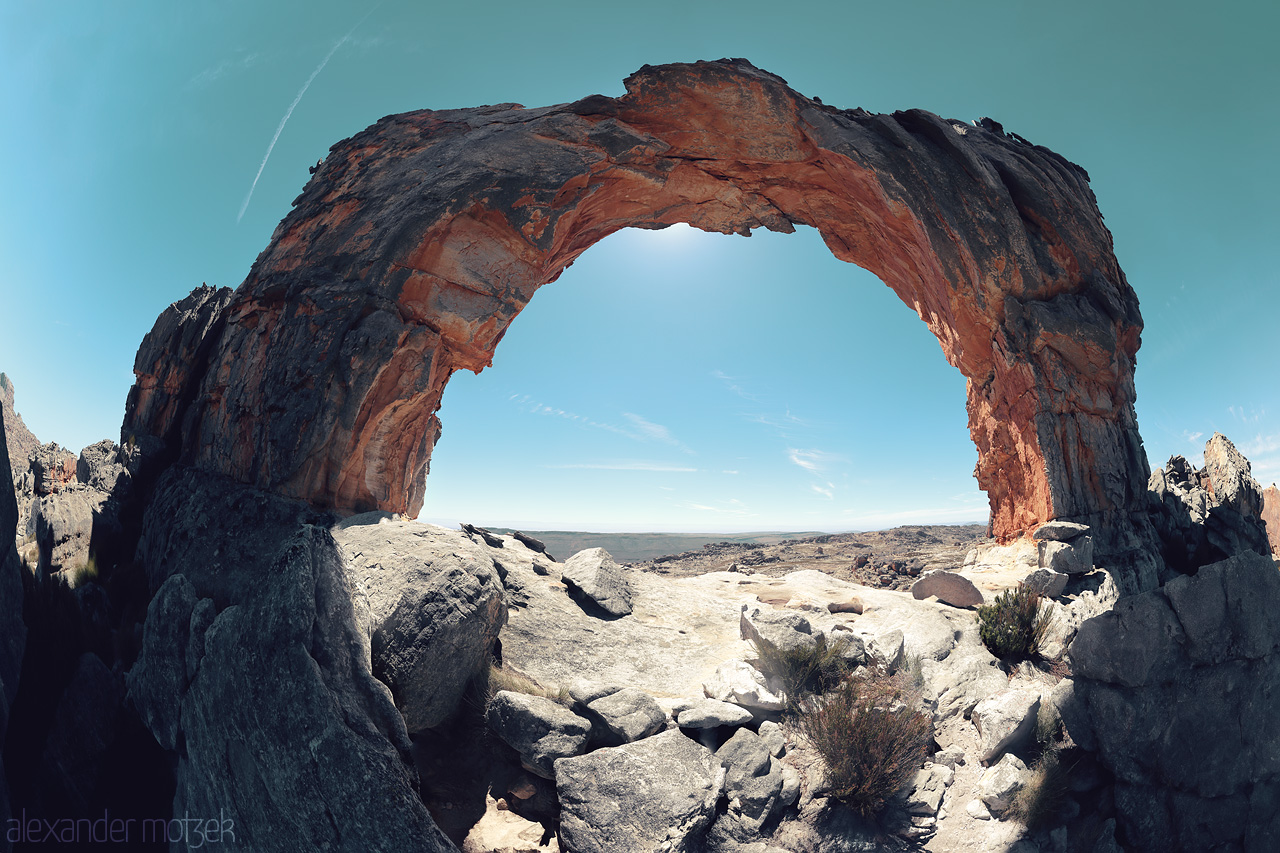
[124,59,1153,568]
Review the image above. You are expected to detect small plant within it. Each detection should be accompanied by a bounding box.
[69,554,99,588]
[751,636,853,710]
[1008,745,1071,829]
[798,668,932,818]
[976,583,1053,661]
[1034,700,1063,750]
[906,652,925,690]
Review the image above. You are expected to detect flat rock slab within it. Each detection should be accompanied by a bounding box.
[676,699,753,730]
[555,729,723,853]
[1033,521,1091,541]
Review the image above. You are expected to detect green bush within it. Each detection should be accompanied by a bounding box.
[798,669,932,818]
[976,584,1053,661]
[751,636,853,710]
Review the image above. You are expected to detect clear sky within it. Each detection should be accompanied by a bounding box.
[2,1,1276,532]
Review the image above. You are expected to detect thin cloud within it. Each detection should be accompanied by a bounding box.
[811,483,835,499]
[237,4,381,222]
[189,52,261,89]
[622,412,693,454]
[544,462,698,472]
[787,448,845,474]
[1182,430,1204,445]
[711,369,762,403]
[675,499,755,517]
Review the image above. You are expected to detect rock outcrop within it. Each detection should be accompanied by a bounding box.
[127,469,455,851]
[1148,434,1272,573]
[0,373,39,481]
[0,395,28,849]
[333,516,506,732]
[120,59,1155,580]
[1066,549,1280,849]
[1263,484,1280,556]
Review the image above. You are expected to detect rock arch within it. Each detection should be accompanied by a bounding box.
[124,59,1152,564]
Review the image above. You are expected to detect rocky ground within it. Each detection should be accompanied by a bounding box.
[629,524,990,592]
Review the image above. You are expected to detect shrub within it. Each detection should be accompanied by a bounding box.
[1008,746,1071,829]
[751,636,853,710]
[976,584,1053,661]
[798,669,932,818]
[69,554,99,589]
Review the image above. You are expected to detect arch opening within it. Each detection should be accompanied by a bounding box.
[123,58,1153,573]
[419,222,985,533]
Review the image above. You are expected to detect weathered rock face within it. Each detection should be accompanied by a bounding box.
[0,398,28,846]
[333,516,507,732]
[1148,436,1272,574]
[1263,484,1280,556]
[120,59,1153,573]
[0,373,39,481]
[1066,550,1280,849]
[128,469,454,851]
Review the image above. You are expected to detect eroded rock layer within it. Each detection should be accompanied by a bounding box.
[123,59,1151,563]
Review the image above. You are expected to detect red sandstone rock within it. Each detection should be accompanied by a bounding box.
[122,60,1151,565]
[1262,485,1280,556]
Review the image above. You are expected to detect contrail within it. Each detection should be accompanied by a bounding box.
[237,5,380,223]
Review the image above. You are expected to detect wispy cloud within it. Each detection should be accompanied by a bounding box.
[1182,429,1204,445]
[510,395,694,453]
[189,52,261,89]
[675,498,755,517]
[544,462,697,472]
[787,448,845,474]
[811,483,835,499]
[711,369,762,403]
[623,413,694,454]
[1230,405,1266,424]
[237,3,381,222]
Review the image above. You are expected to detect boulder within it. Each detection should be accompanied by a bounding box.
[740,608,819,656]
[1038,536,1094,574]
[76,439,129,495]
[334,518,507,731]
[716,728,785,836]
[1022,567,1069,598]
[676,699,753,730]
[561,547,633,617]
[911,570,984,608]
[905,763,954,816]
[979,753,1029,814]
[972,689,1042,764]
[585,687,667,745]
[462,794,559,853]
[486,690,592,779]
[704,661,786,712]
[1032,520,1091,541]
[31,488,96,577]
[29,442,76,496]
[757,720,787,757]
[555,729,723,853]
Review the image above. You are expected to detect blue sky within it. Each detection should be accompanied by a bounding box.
[2,1,1276,532]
